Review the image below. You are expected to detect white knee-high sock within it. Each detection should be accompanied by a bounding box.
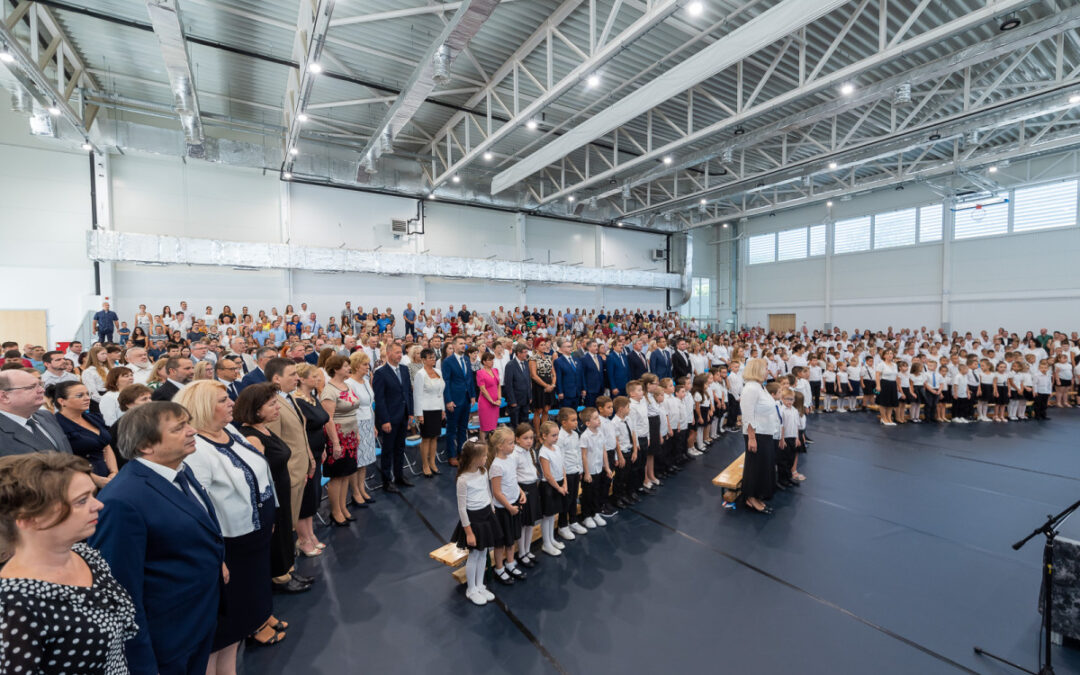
[711,416,719,436]
[518,525,532,557]
[542,516,555,546]
[466,549,485,593]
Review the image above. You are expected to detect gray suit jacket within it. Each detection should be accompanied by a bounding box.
[0,410,75,457]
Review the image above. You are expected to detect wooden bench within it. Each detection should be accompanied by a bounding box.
[430,523,544,585]
[712,452,745,506]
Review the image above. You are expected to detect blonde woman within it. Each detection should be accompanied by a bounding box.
[293,363,327,556]
[347,351,377,507]
[738,358,778,515]
[81,345,110,408]
[193,360,215,381]
[145,359,169,390]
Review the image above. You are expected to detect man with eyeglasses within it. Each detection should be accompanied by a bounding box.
[0,369,74,456]
[215,357,243,401]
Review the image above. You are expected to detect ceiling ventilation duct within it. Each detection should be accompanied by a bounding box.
[893,83,912,105]
[9,86,31,114]
[145,0,205,151]
[432,45,452,86]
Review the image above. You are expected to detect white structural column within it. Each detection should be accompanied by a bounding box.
[823,219,833,331]
[491,0,849,195]
[283,0,336,172]
[941,197,955,333]
[514,213,528,306]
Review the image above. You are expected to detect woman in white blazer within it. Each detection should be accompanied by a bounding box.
[173,380,288,665]
[412,348,446,477]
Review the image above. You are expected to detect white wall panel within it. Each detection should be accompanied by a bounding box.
[288,184,415,252]
[831,246,941,300]
[525,217,598,267]
[423,203,518,260]
[0,143,94,345]
[744,258,826,304]
[950,227,1080,294]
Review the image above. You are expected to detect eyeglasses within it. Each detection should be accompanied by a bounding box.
[1,383,44,392]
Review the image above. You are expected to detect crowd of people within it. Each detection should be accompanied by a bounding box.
[1,296,1078,671]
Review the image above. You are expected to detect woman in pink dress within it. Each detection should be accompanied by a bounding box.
[476,351,501,441]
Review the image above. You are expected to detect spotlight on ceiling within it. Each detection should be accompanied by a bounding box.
[47,105,61,116]
[81,141,93,151]
[307,62,323,74]
[483,151,493,161]
[988,166,998,174]
[687,1,705,17]
[297,112,309,122]
[929,131,942,141]
[663,156,673,165]
[826,200,834,207]
[526,118,538,130]
[733,126,745,136]
[999,14,1021,31]
[282,172,293,180]
[0,48,14,63]
[586,73,601,88]
[828,161,838,169]
[1070,94,1080,105]
[567,195,575,202]
[289,147,299,156]
[700,198,707,204]
[722,222,729,228]
[452,174,461,183]
[840,82,856,96]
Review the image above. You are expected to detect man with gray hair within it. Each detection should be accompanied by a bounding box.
[91,402,225,675]
[124,347,154,384]
[228,337,256,374]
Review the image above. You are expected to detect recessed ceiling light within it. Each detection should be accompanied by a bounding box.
[722,222,729,228]
[988,166,998,173]
[687,1,705,17]
[829,161,838,169]
[826,200,834,207]
[452,174,461,183]
[840,82,856,96]
[617,221,624,227]
[568,196,575,202]
[283,172,293,180]
[47,106,61,116]
[297,112,309,122]
[663,156,673,165]
[526,119,538,130]
[586,73,600,88]
[999,15,1021,31]
[929,132,942,141]
[308,62,323,74]
[483,151,493,161]
[289,147,299,156]
[733,126,745,136]
[700,198,707,204]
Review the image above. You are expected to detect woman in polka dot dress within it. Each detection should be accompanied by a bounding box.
[0,453,137,674]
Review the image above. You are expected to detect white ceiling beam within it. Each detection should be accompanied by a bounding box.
[528,0,1036,203]
[330,0,524,28]
[491,0,851,195]
[354,0,501,178]
[144,0,205,152]
[428,0,682,188]
[283,0,336,172]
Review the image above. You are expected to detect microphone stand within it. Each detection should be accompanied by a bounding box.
[974,498,1080,675]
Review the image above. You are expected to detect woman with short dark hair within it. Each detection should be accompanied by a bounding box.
[0,452,137,673]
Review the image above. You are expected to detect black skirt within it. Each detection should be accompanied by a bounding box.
[532,375,557,409]
[519,481,542,525]
[862,378,876,395]
[214,499,274,650]
[824,381,837,395]
[451,506,504,550]
[995,385,1009,405]
[539,480,565,517]
[741,434,776,501]
[875,379,899,407]
[647,416,661,456]
[420,410,443,439]
[298,461,322,519]
[493,502,522,548]
[979,383,995,401]
[849,380,862,397]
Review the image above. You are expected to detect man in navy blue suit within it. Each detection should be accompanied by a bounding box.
[628,337,650,381]
[502,342,532,428]
[606,339,630,397]
[554,338,584,409]
[441,336,476,466]
[649,336,673,380]
[373,342,414,492]
[578,340,605,408]
[236,346,276,393]
[90,402,225,675]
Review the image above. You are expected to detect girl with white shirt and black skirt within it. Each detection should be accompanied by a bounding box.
[512,424,541,568]
[739,359,779,515]
[874,350,900,426]
[488,427,527,585]
[450,441,503,606]
[537,421,569,557]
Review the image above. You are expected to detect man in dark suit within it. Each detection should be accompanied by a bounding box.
[605,341,630,397]
[373,343,414,492]
[672,337,693,381]
[554,338,584,409]
[236,346,276,393]
[503,343,532,428]
[90,402,225,675]
[215,356,242,401]
[578,340,605,408]
[649,337,673,380]
[0,369,74,456]
[150,357,194,402]
[441,336,476,466]
[628,338,650,380]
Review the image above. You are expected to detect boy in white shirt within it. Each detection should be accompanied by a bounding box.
[950,364,972,423]
[708,367,727,437]
[611,396,638,508]
[626,381,650,497]
[578,408,610,529]
[1032,360,1053,420]
[556,408,586,539]
[595,396,620,517]
[724,363,743,431]
[794,367,815,443]
[777,389,802,488]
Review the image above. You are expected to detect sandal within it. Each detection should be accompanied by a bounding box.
[267,616,288,631]
[248,624,286,647]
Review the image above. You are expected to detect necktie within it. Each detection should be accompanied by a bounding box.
[174,469,208,514]
[393,365,402,386]
[459,355,466,373]
[229,382,239,399]
[593,355,600,370]
[24,417,56,450]
[932,373,936,387]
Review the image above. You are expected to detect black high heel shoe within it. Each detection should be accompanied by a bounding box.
[331,517,351,527]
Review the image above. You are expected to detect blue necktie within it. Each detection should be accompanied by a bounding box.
[174,469,208,514]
